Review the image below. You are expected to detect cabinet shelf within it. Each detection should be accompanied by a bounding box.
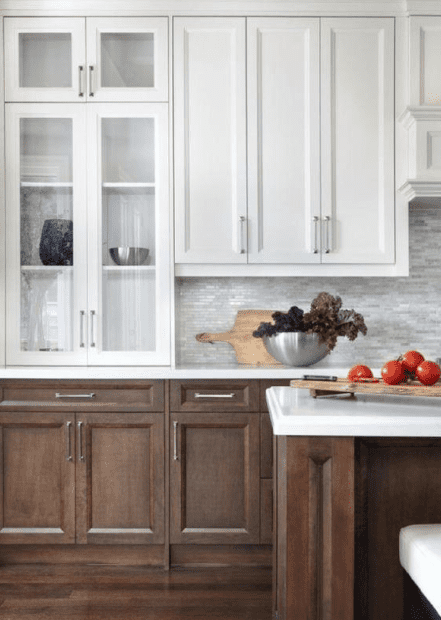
[103,265,155,272]
[20,182,73,188]
[21,265,73,271]
[102,183,155,189]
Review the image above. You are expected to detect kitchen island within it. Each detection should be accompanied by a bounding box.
[266,386,441,620]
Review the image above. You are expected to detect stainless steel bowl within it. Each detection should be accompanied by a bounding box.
[109,247,150,266]
[263,332,329,367]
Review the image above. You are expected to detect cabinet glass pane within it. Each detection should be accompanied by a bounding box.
[19,33,72,88]
[101,33,154,88]
[101,117,156,352]
[19,118,74,352]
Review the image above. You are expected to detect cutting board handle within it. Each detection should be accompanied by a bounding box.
[195,332,232,344]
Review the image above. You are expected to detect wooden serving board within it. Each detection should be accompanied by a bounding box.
[290,378,441,398]
[196,310,282,366]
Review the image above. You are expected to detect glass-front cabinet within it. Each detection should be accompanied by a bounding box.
[4,17,168,102]
[5,103,170,366]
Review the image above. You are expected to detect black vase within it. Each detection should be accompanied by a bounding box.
[39,219,73,266]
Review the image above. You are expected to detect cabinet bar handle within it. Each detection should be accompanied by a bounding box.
[90,310,96,348]
[56,393,95,399]
[65,421,73,461]
[194,392,235,399]
[239,216,246,254]
[173,421,179,461]
[78,421,85,462]
[312,216,319,253]
[78,66,84,97]
[89,65,95,97]
[323,215,331,253]
[80,310,85,348]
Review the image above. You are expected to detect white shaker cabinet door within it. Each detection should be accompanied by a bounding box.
[174,18,247,263]
[320,18,395,264]
[247,18,321,263]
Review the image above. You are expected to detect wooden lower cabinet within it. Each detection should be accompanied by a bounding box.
[76,412,164,545]
[0,411,164,547]
[170,412,260,544]
[0,412,76,545]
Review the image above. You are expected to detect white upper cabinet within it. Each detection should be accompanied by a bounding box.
[174,17,247,263]
[5,103,170,366]
[320,18,395,264]
[175,16,396,272]
[4,17,168,102]
[247,18,321,264]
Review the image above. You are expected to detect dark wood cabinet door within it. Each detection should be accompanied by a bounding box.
[76,413,164,545]
[0,412,76,544]
[170,412,260,544]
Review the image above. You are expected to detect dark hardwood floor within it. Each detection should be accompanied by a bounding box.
[0,564,272,619]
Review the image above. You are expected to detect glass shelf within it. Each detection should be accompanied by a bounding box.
[21,182,74,188]
[103,265,155,272]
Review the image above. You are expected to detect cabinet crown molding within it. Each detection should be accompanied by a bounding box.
[399,107,441,128]
[0,0,408,16]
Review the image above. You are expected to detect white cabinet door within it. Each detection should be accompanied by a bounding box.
[5,104,88,365]
[321,18,395,264]
[247,18,320,264]
[86,18,168,102]
[86,103,170,366]
[174,17,247,264]
[4,18,86,102]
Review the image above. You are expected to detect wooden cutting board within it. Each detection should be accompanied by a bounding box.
[195,310,282,366]
[290,378,441,398]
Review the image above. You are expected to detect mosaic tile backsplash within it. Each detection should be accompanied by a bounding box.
[175,202,441,367]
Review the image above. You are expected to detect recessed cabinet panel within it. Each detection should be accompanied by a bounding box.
[174,17,247,263]
[321,18,395,264]
[247,18,321,263]
[410,17,441,106]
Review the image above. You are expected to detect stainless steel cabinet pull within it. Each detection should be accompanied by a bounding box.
[89,65,95,97]
[239,216,246,254]
[78,66,84,97]
[65,421,73,461]
[56,393,95,399]
[194,392,235,399]
[90,310,96,348]
[80,310,85,348]
[173,421,179,461]
[78,421,85,462]
[312,216,319,253]
[323,215,331,253]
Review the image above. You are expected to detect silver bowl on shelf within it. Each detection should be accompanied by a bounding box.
[263,332,329,367]
[109,247,150,266]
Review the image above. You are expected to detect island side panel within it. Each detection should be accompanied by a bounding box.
[275,436,354,620]
[356,437,441,620]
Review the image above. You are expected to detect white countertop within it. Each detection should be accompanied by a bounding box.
[266,386,441,437]
[0,364,376,380]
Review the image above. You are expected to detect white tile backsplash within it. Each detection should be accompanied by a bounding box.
[175,202,441,368]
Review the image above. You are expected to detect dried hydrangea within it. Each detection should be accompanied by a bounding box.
[303,292,367,351]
